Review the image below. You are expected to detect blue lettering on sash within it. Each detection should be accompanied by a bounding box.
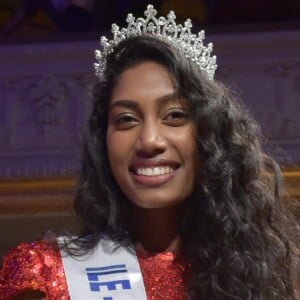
[85,264,132,299]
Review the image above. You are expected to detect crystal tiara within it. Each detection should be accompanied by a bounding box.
[94,4,217,80]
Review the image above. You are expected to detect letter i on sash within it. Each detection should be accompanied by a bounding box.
[60,237,147,299]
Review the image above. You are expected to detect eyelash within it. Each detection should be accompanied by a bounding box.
[165,109,189,120]
[112,108,189,129]
[116,115,138,124]
[113,114,139,129]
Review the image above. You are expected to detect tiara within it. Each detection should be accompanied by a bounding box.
[94,4,217,80]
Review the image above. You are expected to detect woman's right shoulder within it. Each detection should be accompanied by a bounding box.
[5,239,58,256]
[1,239,60,269]
[0,239,64,300]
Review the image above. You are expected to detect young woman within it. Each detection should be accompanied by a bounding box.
[1,4,299,300]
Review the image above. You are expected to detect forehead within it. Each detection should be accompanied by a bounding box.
[111,61,176,103]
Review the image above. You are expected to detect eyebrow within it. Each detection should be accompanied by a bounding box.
[109,92,181,111]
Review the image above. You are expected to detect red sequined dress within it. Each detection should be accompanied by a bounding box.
[0,240,190,299]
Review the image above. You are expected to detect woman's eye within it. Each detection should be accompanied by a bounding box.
[164,109,189,125]
[117,115,136,123]
[114,114,139,128]
[168,111,188,119]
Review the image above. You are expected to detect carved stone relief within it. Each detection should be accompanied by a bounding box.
[0,71,91,178]
[0,33,299,179]
[217,59,300,165]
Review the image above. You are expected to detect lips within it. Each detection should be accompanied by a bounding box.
[129,159,180,187]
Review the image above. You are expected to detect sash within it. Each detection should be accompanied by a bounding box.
[59,237,147,300]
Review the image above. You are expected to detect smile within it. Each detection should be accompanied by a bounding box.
[136,166,174,176]
[130,163,179,187]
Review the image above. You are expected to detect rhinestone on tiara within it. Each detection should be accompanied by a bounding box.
[94,4,217,80]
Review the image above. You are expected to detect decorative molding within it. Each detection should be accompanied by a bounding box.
[283,168,300,200]
[0,178,74,194]
[0,193,73,215]
[264,62,300,78]
[21,76,69,132]
[2,72,91,139]
[0,168,299,216]
[0,178,74,215]
[0,150,80,179]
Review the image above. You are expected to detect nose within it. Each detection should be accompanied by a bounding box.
[135,119,167,157]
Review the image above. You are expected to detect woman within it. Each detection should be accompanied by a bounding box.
[1,4,299,300]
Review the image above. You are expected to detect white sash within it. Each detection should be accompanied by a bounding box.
[59,237,147,300]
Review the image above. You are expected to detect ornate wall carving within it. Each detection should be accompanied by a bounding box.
[0,41,94,179]
[0,31,300,180]
[211,30,300,166]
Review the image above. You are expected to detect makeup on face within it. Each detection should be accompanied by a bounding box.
[107,61,198,209]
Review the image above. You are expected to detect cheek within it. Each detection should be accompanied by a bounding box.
[106,129,135,170]
[106,130,121,174]
[177,127,199,178]
[171,125,197,159]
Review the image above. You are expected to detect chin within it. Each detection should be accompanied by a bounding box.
[130,197,186,210]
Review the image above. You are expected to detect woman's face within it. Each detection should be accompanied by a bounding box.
[106,61,198,209]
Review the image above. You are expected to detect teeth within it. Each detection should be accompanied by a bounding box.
[136,166,174,176]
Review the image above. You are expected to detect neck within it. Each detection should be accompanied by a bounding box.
[129,204,184,253]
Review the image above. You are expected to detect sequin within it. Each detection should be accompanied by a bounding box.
[0,240,69,300]
[0,240,191,299]
[137,251,191,299]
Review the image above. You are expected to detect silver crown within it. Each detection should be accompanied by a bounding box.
[94,4,217,80]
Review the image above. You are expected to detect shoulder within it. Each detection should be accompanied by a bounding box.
[6,239,58,256]
[2,239,60,272]
[0,239,65,299]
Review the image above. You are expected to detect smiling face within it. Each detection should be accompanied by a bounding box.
[106,61,198,209]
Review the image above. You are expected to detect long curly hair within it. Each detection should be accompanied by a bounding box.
[72,36,300,299]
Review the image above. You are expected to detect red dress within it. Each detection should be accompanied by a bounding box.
[0,240,191,299]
